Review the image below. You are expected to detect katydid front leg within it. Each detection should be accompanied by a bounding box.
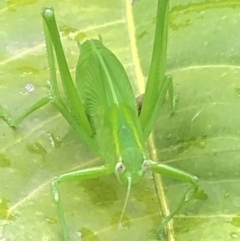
[51,165,113,241]
[150,162,198,240]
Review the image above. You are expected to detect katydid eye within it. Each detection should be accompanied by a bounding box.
[115,161,125,174]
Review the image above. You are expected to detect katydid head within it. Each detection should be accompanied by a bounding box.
[114,148,150,185]
[115,149,150,227]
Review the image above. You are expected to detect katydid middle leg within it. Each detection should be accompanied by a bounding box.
[0,97,50,127]
[150,162,198,240]
[0,9,70,129]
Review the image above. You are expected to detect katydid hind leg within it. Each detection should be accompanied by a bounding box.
[139,0,170,136]
[43,17,97,151]
[52,98,97,151]
[42,8,93,138]
[150,162,198,240]
[136,75,174,116]
[142,75,174,140]
[51,165,112,241]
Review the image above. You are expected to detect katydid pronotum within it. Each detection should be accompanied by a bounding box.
[0,0,198,240]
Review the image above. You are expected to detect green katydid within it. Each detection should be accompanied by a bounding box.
[0,0,198,240]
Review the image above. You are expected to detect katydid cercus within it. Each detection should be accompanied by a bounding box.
[0,0,198,240]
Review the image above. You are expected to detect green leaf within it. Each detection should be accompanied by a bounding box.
[0,0,240,241]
